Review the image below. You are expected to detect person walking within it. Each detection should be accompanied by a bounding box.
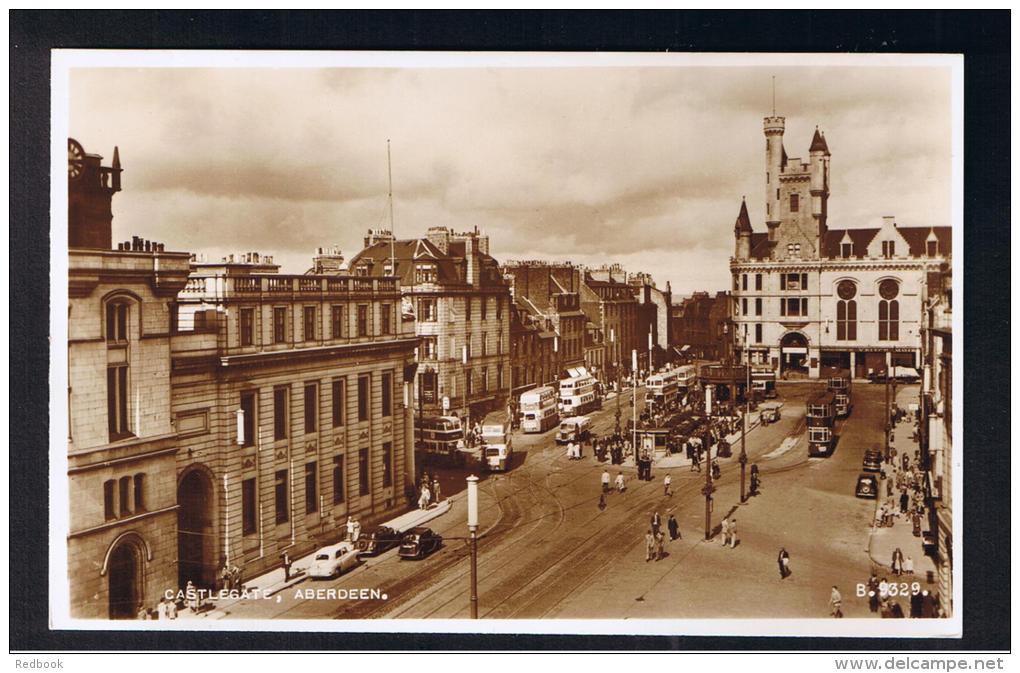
[667,513,680,540]
[351,517,362,543]
[345,515,356,541]
[868,575,881,613]
[655,530,666,561]
[418,485,431,510]
[891,547,904,575]
[728,518,738,548]
[157,597,169,621]
[432,478,442,504]
[778,548,791,579]
[645,530,655,562]
[830,586,843,618]
[720,518,730,546]
[615,472,626,493]
[598,493,607,512]
[281,550,292,581]
[650,511,662,536]
[166,596,177,620]
[663,473,672,497]
[601,469,611,494]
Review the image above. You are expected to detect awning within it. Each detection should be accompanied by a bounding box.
[782,346,808,354]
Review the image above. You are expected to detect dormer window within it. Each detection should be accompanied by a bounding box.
[356,265,370,277]
[926,239,938,257]
[841,242,853,258]
[881,240,896,259]
[415,264,437,284]
[786,243,801,257]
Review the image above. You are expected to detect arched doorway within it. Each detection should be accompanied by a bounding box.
[780,332,809,378]
[108,541,141,619]
[178,468,216,590]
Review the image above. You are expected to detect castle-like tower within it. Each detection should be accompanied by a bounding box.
[739,116,830,261]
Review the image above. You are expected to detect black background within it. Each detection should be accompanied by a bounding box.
[10,10,1009,652]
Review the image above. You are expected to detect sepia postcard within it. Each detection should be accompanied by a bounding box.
[50,50,963,637]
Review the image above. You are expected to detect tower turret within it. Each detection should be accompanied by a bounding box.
[764,115,785,242]
[809,127,830,241]
[734,197,753,260]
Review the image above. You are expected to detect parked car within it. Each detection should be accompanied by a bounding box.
[862,449,883,473]
[758,402,782,425]
[308,541,361,579]
[398,527,443,560]
[357,525,402,557]
[855,473,879,499]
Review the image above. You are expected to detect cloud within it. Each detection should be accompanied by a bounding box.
[70,62,952,295]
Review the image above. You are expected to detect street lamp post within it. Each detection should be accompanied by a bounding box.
[884,362,891,463]
[703,428,714,540]
[739,326,749,504]
[466,474,479,619]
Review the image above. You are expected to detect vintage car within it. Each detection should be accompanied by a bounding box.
[398,527,444,560]
[855,473,879,499]
[308,541,361,579]
[862,449,884,473]
[758,402,782,425]
[357,525,402,557]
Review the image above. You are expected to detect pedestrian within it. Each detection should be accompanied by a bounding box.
[778,548,791,579]
[663,473,672,497]
[720,518,730,546]
[910,588,924,618]
[418,486,430,510]
[432,478,442,503]
[667,513,680,540]
[615,472,626,493]
[728,519,738,548]
[645,529,655,562]
[601,469,611,494]
[230,564,241,591]
[345,515,356,541]
[891,547,904,575]
[868,575,880,613]
[650,511,661,536]
[157,597,169,621]
[899,490,909,513]
[185,580,198,612]
[598,493,607,512]
[351,516,362,543]
[137,604,149,621]
[281,550,292,581]
[830,586,843,618]
[655,530,666,561]
[220,562,231,590]
[903,556,914,575]
[166,596,178,620]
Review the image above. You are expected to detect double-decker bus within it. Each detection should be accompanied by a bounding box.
[806,391,837,457]
[558,374,601,417]
[674,364,698,392]
[415,416,473,467]
[519,385,559,433]
[645,369,680,407]
[826,375,853,418]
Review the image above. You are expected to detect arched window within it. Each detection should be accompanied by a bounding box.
[836,281,857,341]
[878,280,900,341]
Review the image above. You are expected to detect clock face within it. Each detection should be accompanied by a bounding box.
[879,279,900,300]
[836,280,857,300]
[68,138,85,180]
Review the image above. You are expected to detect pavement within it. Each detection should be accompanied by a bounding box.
[865,385,939,602]
[177,499,454,619]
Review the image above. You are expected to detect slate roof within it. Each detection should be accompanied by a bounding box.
[348,238,505,287]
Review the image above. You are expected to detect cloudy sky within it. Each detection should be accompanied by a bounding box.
[69,61,952,295]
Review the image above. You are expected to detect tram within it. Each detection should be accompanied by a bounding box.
[414,416,473,467]
[806,391,837,457]
[826,375,853,418]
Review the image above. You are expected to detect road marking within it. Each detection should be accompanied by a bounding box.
[761,436,799,460]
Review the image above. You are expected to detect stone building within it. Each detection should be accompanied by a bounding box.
[730,115,951,378]
[170,252,419,586]
[501,261,588,390]
[508,300,559,398]
[920,262,953,614]
[669,291,731,361]
[66,139,192,618]
[628,272,673,369]
[580,264,640,379]
[347,227,512,426]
